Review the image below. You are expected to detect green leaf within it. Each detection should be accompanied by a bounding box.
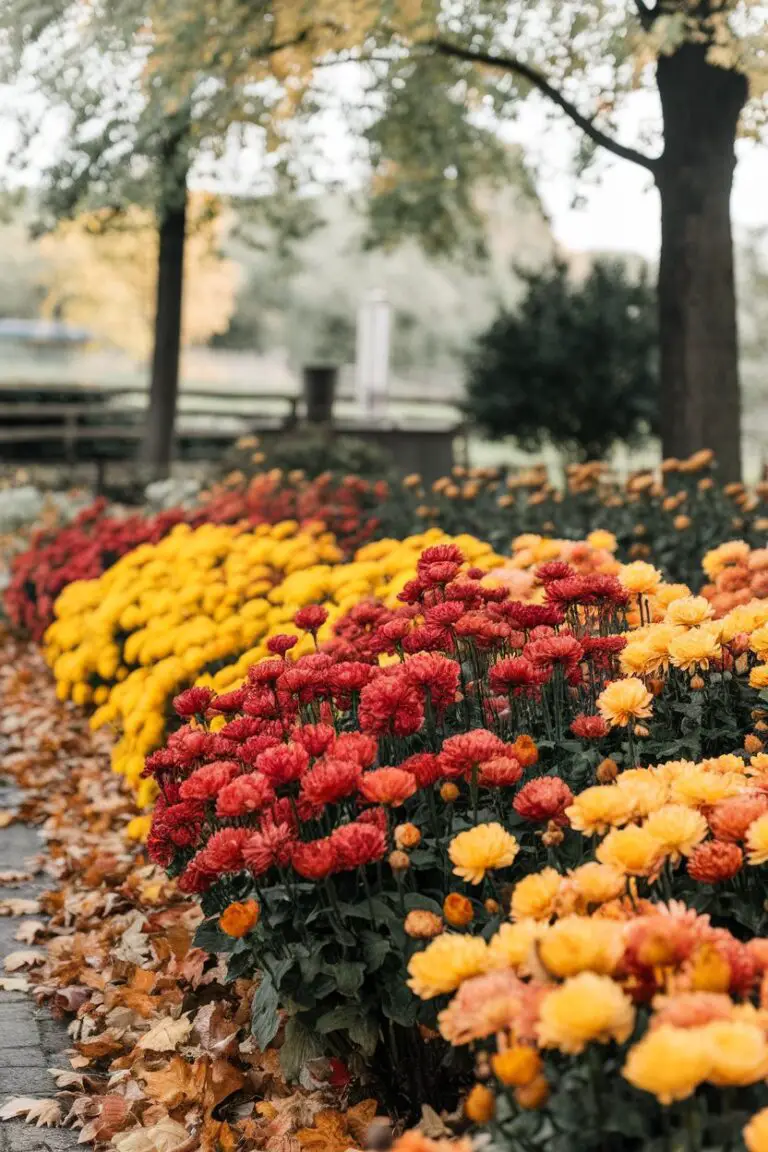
[403,893,443,916]
[194,919,237,954]
[251,972,280,1049]
[361,931,391,972]
[315,1004,363,1034]
[332,960,365,996]
[348,1013,380,1058]
[280,1017,326,1081]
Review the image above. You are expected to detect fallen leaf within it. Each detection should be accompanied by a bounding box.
[0,898,40,916]
[0,975,30,991]
[298,1109,352,1152]
[135,1014,192,1052]
[4,948,44,971]
[111,1118,191,1152]
[0,811,16,828]
[141,1055,207,1108]
[419,1105,451,1139]
[0,869,33,883]
[346,1101,379,1146]
[0,1096,61,1127]
[15,919,46,944]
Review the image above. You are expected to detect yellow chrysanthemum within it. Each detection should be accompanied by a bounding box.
[746,813,768,866]
[704,1021,768,1087]
[597,677,653,728]
[667,627,722,671]
[615,770,669,817]
[586,529,617,553]
[619,561,663,597]
[642,804,708,860]
[510,868,562,921]
[487,921,544,972]
[664,595,714,628]
[652,583,692,611]
[538,917,625,979]
[565,786,635,836]
[700,754,747,775]
[745,1108,768,1152]
[670,768,745,809]
[568,862,626,907]
[750,624,768,662]
[702,540,750,580]
[623,1026,711,1104]
[750,665,768,690]
[407,934,490,999]
[449,823,519,885]
[536,973,635,1055]
[596,825,666,877]
[619,641,657,677]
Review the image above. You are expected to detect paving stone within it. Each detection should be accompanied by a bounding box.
[2,1125,78,1152]
[0,1067,57,1097]
[0,1048,48,1068]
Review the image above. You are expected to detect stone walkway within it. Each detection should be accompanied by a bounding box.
[0,778,78,1152]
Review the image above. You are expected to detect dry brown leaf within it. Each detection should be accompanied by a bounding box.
[0,1096,61,1127]
[4,948,44,970]
[0,869,33,883]
[135,1013,192,1053]
[0,897,40,916]
[297,1110,351,1152]
[141,1054,207,1108]
[345,1101,379,1146]
[111,1118,191,1152]
[0,810,16,828]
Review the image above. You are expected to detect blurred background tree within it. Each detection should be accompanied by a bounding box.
[466,259,659,461]
[38,197,238,360]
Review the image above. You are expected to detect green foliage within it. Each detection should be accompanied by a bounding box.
[218,429,397,483]
[465,259,659,461]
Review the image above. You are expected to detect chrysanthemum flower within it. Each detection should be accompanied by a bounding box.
[746,813,768,865]
[619,561,662,596]
[243,821,295,875]
[745,1110,768,1152]
[668,627,722,671]
[514,777,573,824]
[439,730,508,779]
[219,899,260,938]
[623,1025,711,1103]
[256,742,310,786]
[597,677,653,728]
[479,756,523,788]
[568,862,626,907]
[643,804,708,860]
[596,825,666,876]
[538,916,625,979]
[330,820,387,871]
[651,992,734,1030]
[358,675,425,738]
[443,893,474,928]
[665,596,714,627]
[510,868,561,921]
[437,969,524,1045]
[537,972,635,1054]
[708,792,768,842]
[687,840,743,883]
[491,1045,542,1088]
[404,652,461,712]
[407,934,490,998]
[570,714,609,740]
[179,760,240,801]
[487,921,544,972]
[670,768,745,809]
[300,757,362,809]
[216,772,275,818]
[566,785,635,836]
[359,766,418,807]
[615,769,669,817]
[750,665,768,690]
[173,686,214,717]
[291,837,336,880]
[751,624,768,662]
[449,823,519,884]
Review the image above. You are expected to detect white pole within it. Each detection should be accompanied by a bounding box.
[355,289,390,417]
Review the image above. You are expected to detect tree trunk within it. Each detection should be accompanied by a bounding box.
[656,44,748,481]
[144,151,188,479]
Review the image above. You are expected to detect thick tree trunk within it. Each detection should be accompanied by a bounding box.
[655,44,748,481]
[144,152,188,479]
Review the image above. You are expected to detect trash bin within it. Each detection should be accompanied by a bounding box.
[303,365,337,424]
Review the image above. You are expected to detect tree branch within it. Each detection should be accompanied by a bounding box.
[633,0,658,31]
[435,38,660,173]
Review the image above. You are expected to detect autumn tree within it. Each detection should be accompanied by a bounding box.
[0,1,357,475]
[362,0,767,479]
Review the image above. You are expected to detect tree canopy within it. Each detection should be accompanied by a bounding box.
[465,259,659,461]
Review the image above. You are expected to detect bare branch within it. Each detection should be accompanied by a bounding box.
[435,38,660,173]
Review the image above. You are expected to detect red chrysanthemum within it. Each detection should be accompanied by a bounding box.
[179,760,240,801]
[333,733,378,767]
[199,827,250,874]
[301,757,362,808]
[215,772,276,818]
[419,560,462,586]
[211,688,248,714]
[294,604,329,632]
[256,742,310,785]
[570,713,610,740]
[418,543,465,568]
[489,657,540,695]
[292,838,336,880]
[479,756,523,788]
[220,716,263,742]
[426,601,466,626]
[328,662,374,703]
[243,822,295,875]
[177,858,216,893]
[399,752,442,788]
[439,729,507,779]
[359,766,417,807]
[687,840,743,884]
[267,633,298,656]
[330,821,388,871]
[242,689,281,719]
[505,603,565,630]
[524,633,584,670]
[292,723,337,758]
[401,623,452,654]
[248,658,286,685]
[536,561,576,584]
[404,652,460,711]
[173,686,214,717]
[514,776,573,824]
[239,733,283,765]
[358,675,425,738]
[163,800,206,848]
